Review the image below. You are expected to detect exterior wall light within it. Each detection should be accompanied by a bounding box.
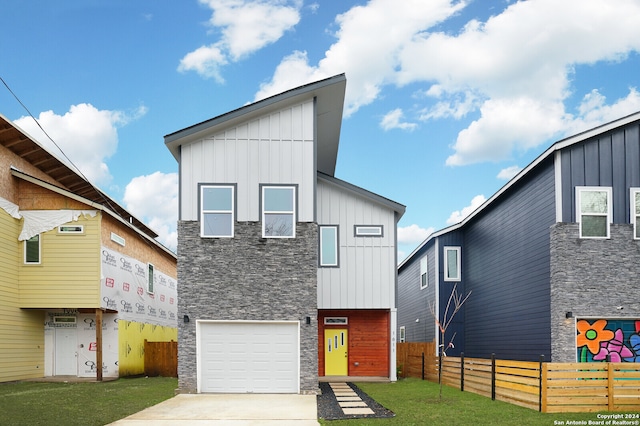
[565,312,573,319]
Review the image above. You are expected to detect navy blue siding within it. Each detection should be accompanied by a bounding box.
[437,231,465,356]
[463,157,555,361]
[397,243,436,343]
[561,121,640,223]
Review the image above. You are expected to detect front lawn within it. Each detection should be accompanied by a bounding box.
[320,378,634,426]
[0,377,177,426]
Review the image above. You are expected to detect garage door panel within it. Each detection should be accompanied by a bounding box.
[199,322,299,393]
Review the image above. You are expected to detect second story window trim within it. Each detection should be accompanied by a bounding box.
[199,183,236,238]
[444,246,461,282]
[319,225,339,267]
[261,184,297,238]
[631,188,640,239]
[354,225,383,237]
[24,234,41,265]
[576,186,612,239]
[420,256,428,289]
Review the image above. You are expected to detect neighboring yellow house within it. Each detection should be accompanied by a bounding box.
[0,114,177,382]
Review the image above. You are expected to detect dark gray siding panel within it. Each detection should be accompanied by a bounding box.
[463,157,555,361]
[437,231,465,356]
[561,121,640,223]
[397,242,436,343]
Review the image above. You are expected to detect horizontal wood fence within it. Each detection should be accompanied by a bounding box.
[144,340,178,377]
[396,344,640,413]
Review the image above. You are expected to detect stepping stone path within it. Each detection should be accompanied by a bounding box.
[329,382,375,416]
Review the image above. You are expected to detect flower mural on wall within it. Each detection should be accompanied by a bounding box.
[577,319,640,363]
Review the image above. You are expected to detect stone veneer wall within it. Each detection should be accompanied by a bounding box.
[550,223,640,362]
[177,220,318,394]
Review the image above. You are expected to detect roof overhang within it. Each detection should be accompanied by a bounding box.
[0,113,160,240]
[164,74,347,176]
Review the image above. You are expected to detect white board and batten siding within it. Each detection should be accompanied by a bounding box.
[180,100,316,222]
[317,178,397,310]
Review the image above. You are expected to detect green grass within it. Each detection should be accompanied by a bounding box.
[320,378,636,426]
[0,377,177,426]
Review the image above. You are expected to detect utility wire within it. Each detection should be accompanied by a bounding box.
[0,75,126,225]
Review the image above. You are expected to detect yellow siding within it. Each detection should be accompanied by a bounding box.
[19,213,101,308]
[0,210,45,382]
[118,320,178,376]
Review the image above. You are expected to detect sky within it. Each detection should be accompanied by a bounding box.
[3,0,640,262]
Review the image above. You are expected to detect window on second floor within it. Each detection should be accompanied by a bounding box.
[444,246,461,281]
[420,256,428,289]
[262,185,296,238]
[319,225,339,267]
[24,234,41,264]
[354,225,383,237]
[399,326,406,343]
[200,184,235,238]
[576,186,611,239]
[631,188,640,239]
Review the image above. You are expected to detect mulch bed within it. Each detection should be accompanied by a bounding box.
[317,382,395,421]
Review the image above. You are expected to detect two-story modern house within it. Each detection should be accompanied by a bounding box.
[0,114,177,382]
[165,74,405,394]
[398,111,640,364]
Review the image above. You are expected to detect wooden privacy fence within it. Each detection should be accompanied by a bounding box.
[396,344,640,413]
[144,340,178,377]
[396,341,436,380]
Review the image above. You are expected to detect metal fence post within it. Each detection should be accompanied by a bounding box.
[491,353,496,401]
[538,354,544,412]
[460,352,465,392]
[421,352,425,380]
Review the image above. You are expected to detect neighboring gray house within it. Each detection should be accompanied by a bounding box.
[165,74,405,394]
[398,111,640,364]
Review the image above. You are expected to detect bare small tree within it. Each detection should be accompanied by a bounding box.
[429,283,471,399]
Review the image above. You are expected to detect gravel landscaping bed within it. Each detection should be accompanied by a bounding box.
[317,382,395,421]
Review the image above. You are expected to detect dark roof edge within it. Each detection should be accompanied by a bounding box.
[164,73,346,144]
[317,171,406,217]
[398,110,640,270]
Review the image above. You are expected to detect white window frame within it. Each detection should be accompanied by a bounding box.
[354,225,383,237]
[200,184,235,238]
[110,232,126,246]
[399,326,406,343]
[420,256,428,289]
[261,185,296,238]
[576,186,612,239]
[58,225,84,234]
[24,234,41,265]
[319,225,339,267]
[444,246,461,282]
[631,188,640,239]
[324,317,348,325]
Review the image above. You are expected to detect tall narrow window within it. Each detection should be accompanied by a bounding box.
[200,184,235,237]
[420,256,428,289]
[444,246,461,281]
[319,225,338,267]
[25,234,41,264]
[577,187,611,238]
[632,188,640,239]
[399,326,406,343]
[262,185,296,238]
[147,263,154,294]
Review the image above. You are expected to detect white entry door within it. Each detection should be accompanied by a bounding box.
[55,328,77,375]
[198,321,299,393]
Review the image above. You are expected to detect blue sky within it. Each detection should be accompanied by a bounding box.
[3,0,640,261]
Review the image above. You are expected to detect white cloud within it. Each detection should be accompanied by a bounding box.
[14,104,146,186]
[398,223,434,245]
[257,0,640,163]
[123,172,178,252]
[179,0,302,80]
[380,108,417,131]
[497,165,521,180]
[446,194,486,225]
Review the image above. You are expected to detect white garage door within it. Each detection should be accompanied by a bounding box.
[198,321,299,393]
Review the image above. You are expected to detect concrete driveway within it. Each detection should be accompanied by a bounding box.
[108,393,319,425]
